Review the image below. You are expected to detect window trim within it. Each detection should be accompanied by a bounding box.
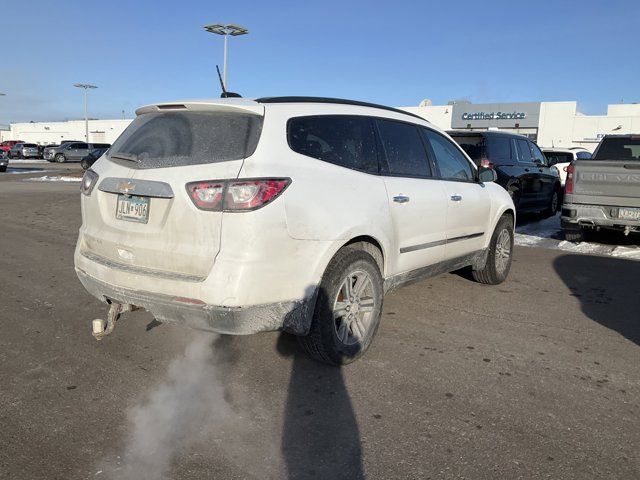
[422,128,480,184]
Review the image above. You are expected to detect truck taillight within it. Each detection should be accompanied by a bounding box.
[186,178,290,212]
[565,163,574,194]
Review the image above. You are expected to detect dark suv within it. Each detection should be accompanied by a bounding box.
[448,131,560,215]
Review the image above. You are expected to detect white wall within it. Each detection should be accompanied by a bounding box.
[399,105,452,130]
[9,119,132,145]
[537,102,577,149]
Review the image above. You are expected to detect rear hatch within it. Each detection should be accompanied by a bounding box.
[572,136,640,207]
[79,100,264,279]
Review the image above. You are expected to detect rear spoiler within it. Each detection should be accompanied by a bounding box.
[136,99,264,116]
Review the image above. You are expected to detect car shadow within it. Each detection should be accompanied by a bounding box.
[553,254,639,345]
[276,332,365,480]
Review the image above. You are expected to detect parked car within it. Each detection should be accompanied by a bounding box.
[0,150,8,172]
[47,142,110,163]
[8,142,40,159]
[448,131,561,215]
[0,140,24,154]
[81,146,110,170]
[542,147,591,186]
[561,134,640,241]
[75,96,515,365]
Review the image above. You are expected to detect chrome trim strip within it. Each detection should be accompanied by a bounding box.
[400,232,484,254]
[81,250,205,282]
[98,177,174,198]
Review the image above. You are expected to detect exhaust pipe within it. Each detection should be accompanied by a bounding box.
[92,302,136,340]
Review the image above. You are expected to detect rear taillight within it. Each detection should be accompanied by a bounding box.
[565,163,574,194]
[480,158,495,169]
[186,178,290,212]
[81,169,99,196]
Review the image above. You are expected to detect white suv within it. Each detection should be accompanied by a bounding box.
[542,147,591,186]
[75,97,515,365]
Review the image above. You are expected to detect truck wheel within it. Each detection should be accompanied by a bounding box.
[564,229,583,242]
[473,215,514,285]
[299,248,383,365]
[55,153,66,163]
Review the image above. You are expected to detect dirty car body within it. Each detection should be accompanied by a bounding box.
[75,97,515,363]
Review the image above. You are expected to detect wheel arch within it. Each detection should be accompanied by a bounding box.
[342,235,385,277]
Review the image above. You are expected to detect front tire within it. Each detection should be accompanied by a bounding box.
[55,153,66,163]
[473,215,514,285]
[299,248,384,365]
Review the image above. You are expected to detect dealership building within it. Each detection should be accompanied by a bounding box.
[0,119,132,145]
[2,100,639,152]
[401,100,640,151]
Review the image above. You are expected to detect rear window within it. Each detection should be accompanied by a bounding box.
[92,143,110,148]
[287,115,378,173]
[593,137,640,161]
[576,151,591,159]
[108,111,263,169]
[23,143,37,147]
[449,134,484,163]
[377,119,431,177]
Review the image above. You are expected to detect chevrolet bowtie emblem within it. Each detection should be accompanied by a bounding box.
[118,181,135,193]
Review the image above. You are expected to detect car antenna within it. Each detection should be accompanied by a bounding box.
[216,65,242,98]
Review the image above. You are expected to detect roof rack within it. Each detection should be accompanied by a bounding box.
[255,96,428,122]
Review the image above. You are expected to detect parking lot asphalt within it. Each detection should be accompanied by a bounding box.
[1,178,639,480]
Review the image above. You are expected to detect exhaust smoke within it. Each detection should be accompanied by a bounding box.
[108,334,231,479]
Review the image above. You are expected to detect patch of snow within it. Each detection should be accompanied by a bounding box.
[515,214,640,261]
[24,175,81,183]
[9,159,49,163]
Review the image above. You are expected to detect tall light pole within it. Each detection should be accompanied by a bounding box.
[203,24,248,90]
[73,83,97,142]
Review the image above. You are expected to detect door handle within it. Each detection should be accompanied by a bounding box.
[524,168,530,172]
[450,194,462,202]
[393,195,410,203]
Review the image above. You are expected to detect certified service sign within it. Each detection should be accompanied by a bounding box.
[452,102,541,129]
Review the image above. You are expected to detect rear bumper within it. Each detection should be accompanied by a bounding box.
[76,267,315,335]
[561,203,640,231]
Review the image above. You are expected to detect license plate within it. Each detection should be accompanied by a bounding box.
[619,207,640,221]
[116,195,150,223]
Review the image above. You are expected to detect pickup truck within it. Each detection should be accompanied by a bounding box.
[561,134,640,241]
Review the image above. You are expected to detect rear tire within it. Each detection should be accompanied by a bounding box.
[472,215,514,285]
[298,248,383,365]
[55,153,66,163]
[543,188,560,217]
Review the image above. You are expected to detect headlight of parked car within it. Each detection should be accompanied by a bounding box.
[81,169,99,196]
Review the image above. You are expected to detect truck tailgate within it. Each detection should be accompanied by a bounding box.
[572,160,640,207]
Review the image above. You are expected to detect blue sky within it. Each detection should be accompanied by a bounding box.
[2,0,638,124]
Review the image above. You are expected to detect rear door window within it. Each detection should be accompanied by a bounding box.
[576,151,591,159]
[288,115,378,173]
[486,136,513,165]
[516,139,533,163]
[376,119,431,177]
[544,152,572,165]
[423,129,475,181]
[448,134,484,164]
[109,111,264,169]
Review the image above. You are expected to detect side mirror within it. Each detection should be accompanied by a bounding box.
[478,166,497,183]
[533,158,543,165]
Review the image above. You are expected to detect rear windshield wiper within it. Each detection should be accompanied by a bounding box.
[109,152,140,163]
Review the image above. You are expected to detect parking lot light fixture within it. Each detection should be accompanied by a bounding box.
[203,23,249,90]
[73,84,98,142]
